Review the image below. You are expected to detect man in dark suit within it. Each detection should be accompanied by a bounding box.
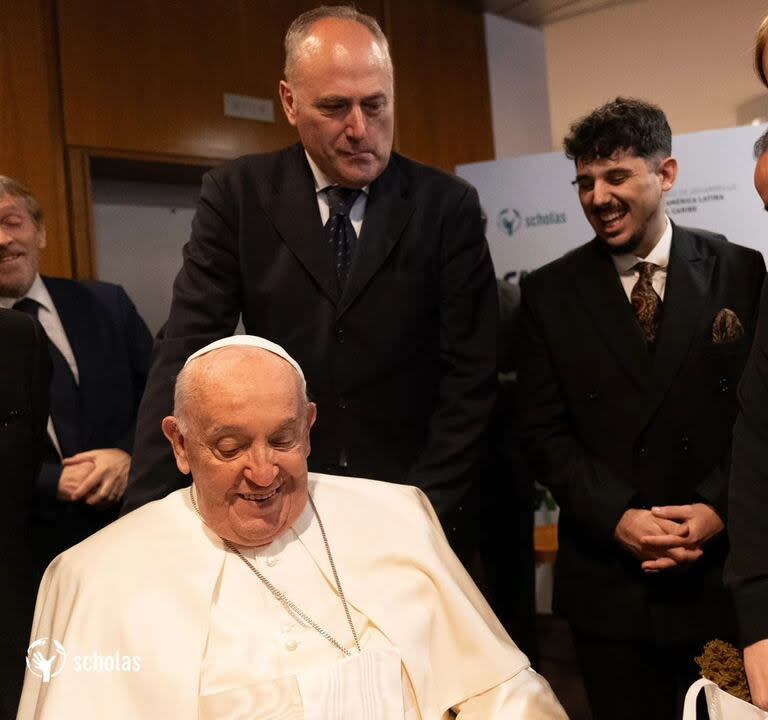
[124,6,497,558]
[0,176,153,572]
[518,98,765,719]
[726,128,768,710]
[478,279,538,664]
[0,308,49,717]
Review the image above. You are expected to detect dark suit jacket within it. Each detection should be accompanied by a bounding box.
[33,277,152,564]
[518,225,765,644]
[0,309,49,717]
[125,144,497,538]
[727,279,768,646]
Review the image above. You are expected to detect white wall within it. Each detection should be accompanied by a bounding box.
[92,180,198,335]
[484,13,553,158]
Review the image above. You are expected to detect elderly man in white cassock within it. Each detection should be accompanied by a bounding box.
[18,336,566,719]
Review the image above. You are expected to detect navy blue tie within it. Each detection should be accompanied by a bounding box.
[325,187,361,292]
[13,298,81,457]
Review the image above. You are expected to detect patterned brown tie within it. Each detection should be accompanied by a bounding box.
[631,261,662,344]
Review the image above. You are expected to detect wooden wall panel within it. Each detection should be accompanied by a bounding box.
[0,0,71,277]
[57,0,383,161]
[388,0,494,173]
[56,1,490,173]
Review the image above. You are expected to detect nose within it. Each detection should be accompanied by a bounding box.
[0,227,12,246]
[242,445,279,487]
[592,179,611,207]
[345,105,366,141]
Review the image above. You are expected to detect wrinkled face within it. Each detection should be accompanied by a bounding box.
[574,151,677,257]
[279,18,394,188]
[754,152,768,210]
[162,349,317,547]
[0,194,45,297]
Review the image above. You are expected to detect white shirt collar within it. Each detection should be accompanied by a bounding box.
[612,216,672,274]
[0,274,53,311]
[305,151,370,196]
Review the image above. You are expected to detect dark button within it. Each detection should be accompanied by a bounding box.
[719,378,729,392]
[336,327,345,343]
[587,391,598,401]
[638,447,647,457]
[337,396,347,409]
[680,435,689,452]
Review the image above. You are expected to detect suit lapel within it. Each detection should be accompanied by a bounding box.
[572,241,652,389]
[652,225,714,396]
[265,145,340,304]
[338,155,414,317]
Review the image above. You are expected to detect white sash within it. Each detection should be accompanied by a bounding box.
[683,678,768,720]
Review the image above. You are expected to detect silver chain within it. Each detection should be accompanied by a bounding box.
[189,486,361,657]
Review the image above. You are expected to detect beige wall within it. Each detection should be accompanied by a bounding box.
[544,0,768,150]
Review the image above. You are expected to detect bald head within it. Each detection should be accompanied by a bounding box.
[284,6,391,84]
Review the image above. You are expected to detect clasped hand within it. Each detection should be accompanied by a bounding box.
[57,448,131,506]
[613,503,724,573]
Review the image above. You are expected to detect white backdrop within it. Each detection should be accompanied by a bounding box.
[457,123,768,282]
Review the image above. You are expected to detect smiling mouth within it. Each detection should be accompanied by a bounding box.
[597,207,627,229]
[0,253,23,264]
[239,486,281,503]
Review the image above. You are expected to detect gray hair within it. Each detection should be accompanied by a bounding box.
[0,175,44,229]
[172,348,309,433]
[755,128,768,160]
[283,5,390,83]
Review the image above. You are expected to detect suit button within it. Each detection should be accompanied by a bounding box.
[336,327,345,343]
[719,378,729,392]
[337,397,347,409]
[638,447,647,457]
[587,391,598,401]
[680,435,689,452]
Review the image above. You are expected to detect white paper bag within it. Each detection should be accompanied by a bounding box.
[683,678,768,720]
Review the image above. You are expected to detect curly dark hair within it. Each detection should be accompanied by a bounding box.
[563,97,671,164]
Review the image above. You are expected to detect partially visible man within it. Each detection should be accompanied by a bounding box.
[0,308,49,717]
[124,6,497,560]
[19,336,566,720]
[518,98,765,719]
[726,127,768,710]
[0,176,152,571]
[478,278,538,664]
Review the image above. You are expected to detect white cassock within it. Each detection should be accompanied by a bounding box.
[17,473,567,719]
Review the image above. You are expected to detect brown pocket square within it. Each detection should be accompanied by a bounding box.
[712,308,744,344]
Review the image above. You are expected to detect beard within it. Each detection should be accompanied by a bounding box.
[599,232,645,256]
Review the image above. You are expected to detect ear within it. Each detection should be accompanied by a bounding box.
[279,80,298,127]
[657,156,678,192]
[303,402,317,456]
[161,416,191,475]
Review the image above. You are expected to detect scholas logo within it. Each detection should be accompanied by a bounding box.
[497,209,522,236]
[498,208,567,236]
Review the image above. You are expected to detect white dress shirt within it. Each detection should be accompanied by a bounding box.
[1,273,78,456]
[305,152,368,237]
[612,216,672,301]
